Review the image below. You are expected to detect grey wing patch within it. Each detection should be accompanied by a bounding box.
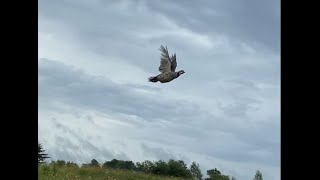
[157,72,175,83]
[170,53,177,72]
[158,45,172,73]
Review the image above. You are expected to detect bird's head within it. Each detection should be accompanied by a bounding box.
[177,70,185,76]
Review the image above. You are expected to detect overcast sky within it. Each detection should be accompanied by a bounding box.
[38,0,280,180]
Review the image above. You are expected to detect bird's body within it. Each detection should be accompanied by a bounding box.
[149,45,185,83]
[149,71,180,83]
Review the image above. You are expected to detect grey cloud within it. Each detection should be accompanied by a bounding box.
[48,119,130,164]
[141,143,176,161]
[141,143,191,164]
[218,97,262,118]
[144,0,279,50]
[39,58,278,166]
[39,0,279,84]
[39,58,215,124]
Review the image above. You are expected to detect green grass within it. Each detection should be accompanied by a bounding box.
[38,164,191,180]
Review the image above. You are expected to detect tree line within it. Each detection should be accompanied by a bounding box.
[38,143,263,180]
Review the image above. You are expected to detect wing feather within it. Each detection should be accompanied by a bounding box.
[170,53,177,72]
[158,45,172,73]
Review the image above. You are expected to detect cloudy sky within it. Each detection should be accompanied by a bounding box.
[38,0,280,179]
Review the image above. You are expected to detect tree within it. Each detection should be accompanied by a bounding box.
[38,143,49,163]
[253,170,263,180]
[66,161,78,168]
[56,160,66,166]
[167,159,192,178]
[205,168,230,180]
[231,176,236,180]
[190,162,203,180]
[103,159,119,169]
[115,160,136,170]
[103,159,136,170]
[152,160,170,175]
[136,160,155,173]
[122,160,136,170]
[81,159,100,168]
[90,159,100,167]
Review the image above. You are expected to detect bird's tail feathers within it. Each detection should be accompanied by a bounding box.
[148,76,158,83]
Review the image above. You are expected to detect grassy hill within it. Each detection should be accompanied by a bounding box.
[38,164,191,180]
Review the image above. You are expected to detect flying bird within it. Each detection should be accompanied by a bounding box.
[148,45,185,83]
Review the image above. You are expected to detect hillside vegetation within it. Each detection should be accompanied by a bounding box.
[38,164,191,180]
[38,143,263,180]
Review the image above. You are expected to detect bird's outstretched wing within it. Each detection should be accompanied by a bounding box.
[170,53,177,72]
[158,45,172,73]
